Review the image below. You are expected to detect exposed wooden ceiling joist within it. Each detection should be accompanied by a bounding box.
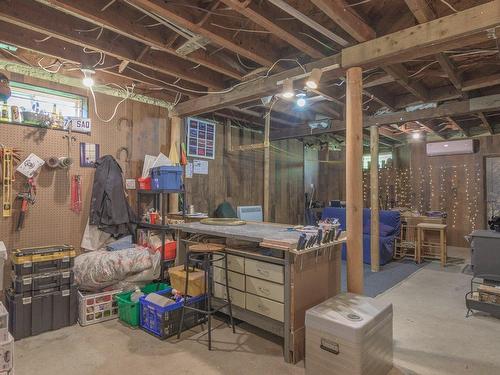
[445,116,470,137]
[34,0,244,80]
[0,22,202,98]
[383,65,429,101]
[0,0,225,89]
[404,0,464,91]
[478,112,494,135]
[266,0,349,47]
[127,0,278,67]
[220,0,325,59]
[271,93,500,140]
[174,1,500,116]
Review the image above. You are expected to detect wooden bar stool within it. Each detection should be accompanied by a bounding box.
[416,223,447,267]
[177,243,235,350]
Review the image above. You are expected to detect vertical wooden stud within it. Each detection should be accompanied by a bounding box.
[264,109,271,221]
[370,125,380,272]
[169,115,181,213]
[346,67,364,294]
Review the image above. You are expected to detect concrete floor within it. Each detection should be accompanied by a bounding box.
[14,248,500,375]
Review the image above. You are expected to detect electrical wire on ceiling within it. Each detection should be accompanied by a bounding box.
[74,26,104,40]
[299,32,337,52]
[83,47,106,68]
[236,54,258,70]
[408,61,438,78]
[345,0,372,7]
[439,0,459,13]
[143,22,163,28]
[89,82,135,123]
[34,36,52,43]
[164,2,247,20]
[210,23,272,33]
[125,58,307,96]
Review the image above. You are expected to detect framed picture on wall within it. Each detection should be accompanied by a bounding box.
[80,143,100,167]
[186,117,216,160]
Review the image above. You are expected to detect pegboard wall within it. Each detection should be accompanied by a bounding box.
[0,72,169,253]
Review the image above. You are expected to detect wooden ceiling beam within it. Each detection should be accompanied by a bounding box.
[0,23,203,98]
[220,0,325,59]
[127,0,278,67]
[310,0,375,42]
[478,112,494,135]
[404,0,463,91]
[271,93,500,140]
[175,1,500,116]
[445,116,470,137]
[267,0,349,47]
[311,0,429,101]
[34,0,244,80]
[0,0,225,89]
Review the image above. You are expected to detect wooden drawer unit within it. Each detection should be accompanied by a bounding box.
[213,282,246,309]
[245,258,284,284]
[213,267,245,291]
[246,293,284,322]
[213,253,245,273]
[246,276,284,303]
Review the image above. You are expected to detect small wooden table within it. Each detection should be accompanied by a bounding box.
[416,223,447,266]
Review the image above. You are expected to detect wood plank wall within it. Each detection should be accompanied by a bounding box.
[0,72,168,252]
[310,135,500,247]
[185,121,305,224]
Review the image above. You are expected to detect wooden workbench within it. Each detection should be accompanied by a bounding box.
[171,221,345,363]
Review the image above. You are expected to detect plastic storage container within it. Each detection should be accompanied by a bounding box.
[11,245,75,276]
[78,289,120,326]
[6,286,78,340]
[150,166,183,191]
[11,270,74,294]
[115,282,170,327]
[140,288,207,340]
[305,293,393,375]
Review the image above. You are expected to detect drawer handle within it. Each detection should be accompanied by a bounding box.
[257,303,269,312]
[256,268,270,277]
[258,286,270,295]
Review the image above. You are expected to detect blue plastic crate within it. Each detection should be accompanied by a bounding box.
[139,288,207,340]
[150,166,183,191]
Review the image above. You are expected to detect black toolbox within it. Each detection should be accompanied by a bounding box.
[6,285,78,340]
[11,270,74,294]
[11,245,75,276]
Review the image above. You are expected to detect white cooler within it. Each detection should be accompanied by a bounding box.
[305,293,393,375]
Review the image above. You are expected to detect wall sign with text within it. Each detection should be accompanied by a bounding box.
[187,117,215,159]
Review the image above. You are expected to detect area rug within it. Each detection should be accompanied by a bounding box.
[341,259,426,297]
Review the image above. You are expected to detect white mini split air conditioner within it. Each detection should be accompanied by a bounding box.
[426,139,476,156]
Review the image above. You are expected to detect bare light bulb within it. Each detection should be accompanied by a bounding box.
[297,97,306,107]
[82,76,94,88]
[282,78,294,98]
[412,132,421,139]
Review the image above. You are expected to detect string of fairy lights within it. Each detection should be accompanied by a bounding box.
[363,162,482,232]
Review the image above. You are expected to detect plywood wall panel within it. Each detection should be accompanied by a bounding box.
[0,73,168,253]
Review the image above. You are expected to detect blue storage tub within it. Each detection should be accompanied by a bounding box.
[139,288,207,340]
[150,166,183,191]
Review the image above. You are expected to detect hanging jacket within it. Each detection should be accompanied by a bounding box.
[89,155,137,237]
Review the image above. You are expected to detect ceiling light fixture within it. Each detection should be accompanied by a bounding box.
[81,68,95,88]
[281,78,294,99]
[306,68,323,89]
[412,132,421,139]
[296,93,307,107]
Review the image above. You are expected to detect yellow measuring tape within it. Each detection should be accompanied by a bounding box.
[2,147,13,217]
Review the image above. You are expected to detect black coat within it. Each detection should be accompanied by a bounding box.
[89,155,137,237]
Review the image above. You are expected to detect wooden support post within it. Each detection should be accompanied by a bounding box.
[225,118,232,152]
[169,115,181,213]
[264,109,271,221]
[346,67,364,294]
[370,125,380,272]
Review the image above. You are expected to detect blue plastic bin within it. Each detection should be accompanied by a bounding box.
[139,288,207,340]
[150,166,183,191]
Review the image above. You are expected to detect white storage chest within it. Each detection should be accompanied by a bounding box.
[305,293,393,375]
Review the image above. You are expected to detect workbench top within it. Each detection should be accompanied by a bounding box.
[171,221,346,252]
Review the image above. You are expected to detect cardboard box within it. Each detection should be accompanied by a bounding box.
[168,265,205,296]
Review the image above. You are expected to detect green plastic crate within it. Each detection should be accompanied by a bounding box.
[115,282,169,327]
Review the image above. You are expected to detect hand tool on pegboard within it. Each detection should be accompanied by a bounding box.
[16,177,36,231]
[1,146,20,217]
[70,175,82,213]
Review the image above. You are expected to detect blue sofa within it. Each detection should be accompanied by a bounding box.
[322,207,401,266]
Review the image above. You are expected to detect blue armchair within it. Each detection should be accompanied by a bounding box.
[322,207,401,266]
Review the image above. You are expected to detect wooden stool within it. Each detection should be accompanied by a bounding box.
[416,223,447,267]
[177,243,235,350]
